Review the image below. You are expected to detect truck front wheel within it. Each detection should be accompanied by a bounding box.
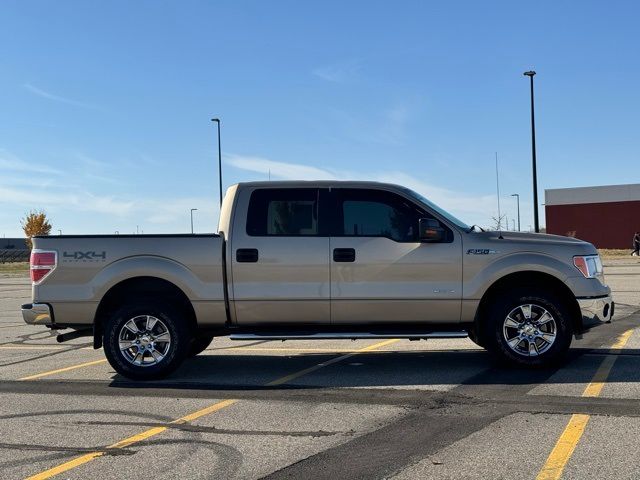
[486,289,572,368]
[103,302,190,380]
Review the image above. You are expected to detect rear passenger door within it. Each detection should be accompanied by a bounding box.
[230,187,331,325]
[329,188,462,325]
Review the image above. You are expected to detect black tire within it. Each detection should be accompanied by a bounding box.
[188,332,215,357]
[485,289,572,368]
[103,301,191,380]
[467,327,486,349]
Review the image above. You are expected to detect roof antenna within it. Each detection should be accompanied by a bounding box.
[495,152,504,239]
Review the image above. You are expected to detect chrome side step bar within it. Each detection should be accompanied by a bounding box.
[230,331,468,341]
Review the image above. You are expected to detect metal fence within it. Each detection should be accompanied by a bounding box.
[0,250,30,263]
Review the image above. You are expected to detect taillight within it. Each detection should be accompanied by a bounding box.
[30,250,57,284]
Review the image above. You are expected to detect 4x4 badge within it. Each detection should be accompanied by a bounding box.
[63,251,106,261]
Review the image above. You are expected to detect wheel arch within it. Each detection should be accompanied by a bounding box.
[473,271,582,345]
[93,276,197,348]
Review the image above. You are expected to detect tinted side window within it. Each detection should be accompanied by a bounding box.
[247,189,319,236]
[336,189,454,242]
[337,189,425,242]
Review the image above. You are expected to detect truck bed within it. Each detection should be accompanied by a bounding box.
[31,234,227,328]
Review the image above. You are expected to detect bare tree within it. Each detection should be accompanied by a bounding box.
[489,214,507,232]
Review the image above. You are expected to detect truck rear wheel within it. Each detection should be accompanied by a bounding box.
[486,289,572,368]
[188,333,215,357]
[103,302,190,380]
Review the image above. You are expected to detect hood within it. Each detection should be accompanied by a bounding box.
[469,230,594,248]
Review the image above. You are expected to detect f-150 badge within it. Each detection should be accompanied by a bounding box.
[466,249,499,255]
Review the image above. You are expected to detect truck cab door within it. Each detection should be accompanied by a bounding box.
[230,187,331,326]
[329,188,463,325]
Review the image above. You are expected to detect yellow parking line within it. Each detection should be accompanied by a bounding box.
[236,347,366,352]
[26,399,240,480]
[0,345,67,350]
[0,345,96,350]
[173,398,239,424]
[19,359,108,381]
[266,339,399,386]
[536,329,634,480]
[582,330,633,397]
[25,452,104,480]
[24,338,401,479]
[234,344,399,354]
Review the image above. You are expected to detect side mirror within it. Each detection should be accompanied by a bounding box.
[419,218,445,242]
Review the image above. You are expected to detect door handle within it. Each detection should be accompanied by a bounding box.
[333,248,355,262]
[236,248,259,263]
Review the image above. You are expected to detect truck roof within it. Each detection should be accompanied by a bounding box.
[233,180,405,189]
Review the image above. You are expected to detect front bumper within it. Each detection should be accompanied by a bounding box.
[577,295,614,330]
[21,303,54,326]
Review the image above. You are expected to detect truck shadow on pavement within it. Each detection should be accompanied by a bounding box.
[108,346,640,391]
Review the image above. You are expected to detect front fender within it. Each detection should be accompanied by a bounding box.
[464,252,577,300]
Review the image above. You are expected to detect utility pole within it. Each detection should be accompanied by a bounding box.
[190,208,198,234]
[211,118,223,208]
[524,70,539,232]
[495,152,502,230]
[511,193,521,231]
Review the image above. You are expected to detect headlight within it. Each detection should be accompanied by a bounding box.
[573,255,603,279]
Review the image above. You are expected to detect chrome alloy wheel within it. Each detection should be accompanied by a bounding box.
[502,304,557,357]
[118,315,171,367]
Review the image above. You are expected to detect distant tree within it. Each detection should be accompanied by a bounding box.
[489,214,507,231]
[21,210,52,249]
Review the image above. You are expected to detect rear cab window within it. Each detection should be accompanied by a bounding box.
[246,188,325,236]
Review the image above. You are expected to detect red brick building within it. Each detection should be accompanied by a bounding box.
[545,184,640,249]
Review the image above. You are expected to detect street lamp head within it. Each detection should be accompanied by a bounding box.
[523,71,536,77]
[211,118,220,123]
[511,193,519,197]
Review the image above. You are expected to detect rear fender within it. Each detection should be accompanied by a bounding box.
[91,256,223,302]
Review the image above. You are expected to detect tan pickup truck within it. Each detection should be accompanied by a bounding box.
[22,181,613,379]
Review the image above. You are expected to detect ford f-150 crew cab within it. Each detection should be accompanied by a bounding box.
[22,181,613,379]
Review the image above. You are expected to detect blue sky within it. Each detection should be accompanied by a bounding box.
[1,1,639,236]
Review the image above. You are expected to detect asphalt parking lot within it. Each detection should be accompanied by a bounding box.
[1,259,640,480]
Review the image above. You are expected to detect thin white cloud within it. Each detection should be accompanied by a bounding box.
[0,150,219,235]
[226,154,338,181]
[0,185,134,216]
[313,60,361,83]
[0,182,219,232]
[75,152,110,169]
[24,83,98,109]
[144,197,217,225]
[0,150,61,175]
[226,154,506,227]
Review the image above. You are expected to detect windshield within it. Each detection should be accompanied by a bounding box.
[398,187,470,231]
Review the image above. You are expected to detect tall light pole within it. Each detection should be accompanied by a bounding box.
[190,208,198,234]
[511,193,521,231]
[211,118,223,208]
[524,70,539,233]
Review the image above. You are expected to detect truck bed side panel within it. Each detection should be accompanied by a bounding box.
[32,235,226,327]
